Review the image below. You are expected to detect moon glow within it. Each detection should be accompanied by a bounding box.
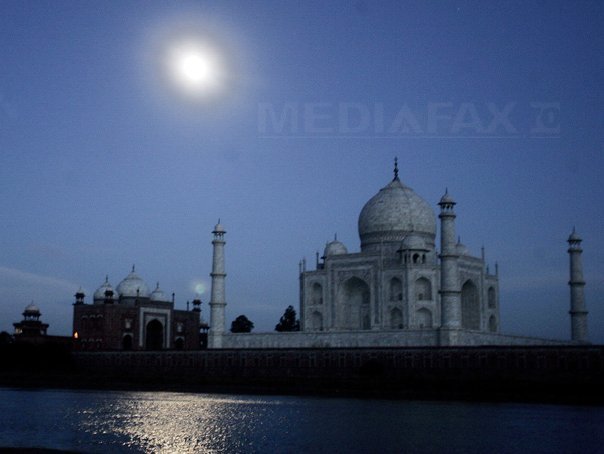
[166,41,224,97]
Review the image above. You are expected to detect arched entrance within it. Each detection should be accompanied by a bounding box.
[389,277,402,301]
[146,319,163,350]
[122,334,133,351]
[461,280,480,330]
[416,308,433,328]
[390,308,403,329]
[312,283,323,305]
[311,311,323,331]
[339,277,371,330]
[489,315,497,332]
[174,337,184,350]
[415,277,432,301]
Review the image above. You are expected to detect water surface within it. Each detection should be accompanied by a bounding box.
[1,388,603,453]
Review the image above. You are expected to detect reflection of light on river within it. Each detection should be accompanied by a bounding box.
[75,392,289,453]
[2,388,604,453]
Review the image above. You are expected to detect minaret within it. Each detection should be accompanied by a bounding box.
[568,228,589,343]
[208,221,227,348]
[439,189,461,330]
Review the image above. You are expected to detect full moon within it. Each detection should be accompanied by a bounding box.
[166,41,224,97]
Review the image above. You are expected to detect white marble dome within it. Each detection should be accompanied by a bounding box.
[150,282,170,302]
[116,267,150,298]
[324,239,348,257]
[24,302,40,315]
[93,277,116,301]
[358,177,436,249]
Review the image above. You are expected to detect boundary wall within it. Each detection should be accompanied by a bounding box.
[73,345,604,402]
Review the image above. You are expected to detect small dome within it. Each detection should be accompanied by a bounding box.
[150,282,170,302]
[439,189,455,205]
[568,228,581,242]
[24,302,40,315]
[456,242,470,256]
[116,267,150,299]
[401,234,427,251]
[324,239,348,257]
[213,222,225,233]
[358,177,436,250]
[93,276,116,302]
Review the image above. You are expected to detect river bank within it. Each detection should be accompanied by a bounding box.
[2,344,603,404]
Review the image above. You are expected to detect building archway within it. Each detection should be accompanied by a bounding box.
[311,311,323,331]
[390,307,403,329]
[311,282,323,305]
[389,277,402,301]
[488,287,496,308]
[122,334,133,351]
[145,319,163,350]
[415,277,432,301]
[416,308,433,328]
[174,337,184,350]
[338,277,371,330]
[461,280,480,330]
[488,315,497,332]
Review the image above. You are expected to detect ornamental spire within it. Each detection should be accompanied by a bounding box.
[393,157,399,181]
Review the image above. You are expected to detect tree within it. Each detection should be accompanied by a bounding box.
[230,315,254,333]
[0,331,13,346]
[275,305,300,332]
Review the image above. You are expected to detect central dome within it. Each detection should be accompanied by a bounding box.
[358,177,436,250]
[116,267,150,299]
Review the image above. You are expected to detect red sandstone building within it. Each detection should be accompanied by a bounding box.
[12,302,72,347]
[73,267,207,351]
[13,303,49,340]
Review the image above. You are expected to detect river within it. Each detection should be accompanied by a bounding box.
[1,388,603,453]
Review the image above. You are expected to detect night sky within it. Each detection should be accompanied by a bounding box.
[1,1,602,342]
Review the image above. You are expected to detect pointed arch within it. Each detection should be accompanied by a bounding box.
[311,282,323,305]
[145,319,163,350]
[488,315,497,332]
[311,311,323,331]
[122,334,133,351]
[415,277,432,301]
[390,307,403,329]
[461,280,480,330]
[416,308,433,328]
[338,277,371,330]
[389,277,402,301]
[488,287,496,309]
[174,337,185,350]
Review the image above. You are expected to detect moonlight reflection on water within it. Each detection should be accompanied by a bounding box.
[76,393,283,452]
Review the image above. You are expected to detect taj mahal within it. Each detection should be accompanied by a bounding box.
[206,160,589,348]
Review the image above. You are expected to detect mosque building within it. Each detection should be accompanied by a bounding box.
[72,267,206,351]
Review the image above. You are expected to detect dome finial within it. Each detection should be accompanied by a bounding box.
[393,157,399,181]
[131,264,135,273]
[334,233,338,241]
